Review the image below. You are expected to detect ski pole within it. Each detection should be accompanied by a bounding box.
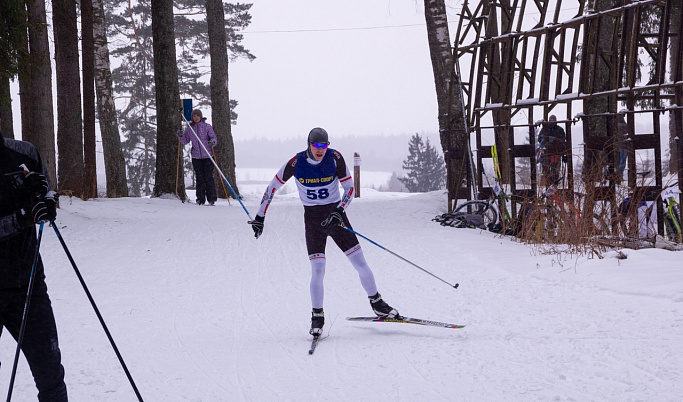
[6,222,44,402]
[51,223,144,402]
[341,224,459,289]
[179,109,251,219]
[175,138,182,197]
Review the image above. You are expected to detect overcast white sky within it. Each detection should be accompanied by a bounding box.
[8,1,461,143]
[227,1,461,141]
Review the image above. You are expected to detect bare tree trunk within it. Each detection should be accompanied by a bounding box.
[151,0,185,198]
[206,0,239,199]
[93,0,129,197]
[82,0,98,198]
[424,0,469,205]
[24,0,56,182]
[53,0,85,197]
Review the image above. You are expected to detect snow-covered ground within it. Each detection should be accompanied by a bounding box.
[1,179,682,401]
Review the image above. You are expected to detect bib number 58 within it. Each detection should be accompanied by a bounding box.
[306,189,329,200]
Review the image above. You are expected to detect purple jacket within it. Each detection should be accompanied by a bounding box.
[180,121,217,159]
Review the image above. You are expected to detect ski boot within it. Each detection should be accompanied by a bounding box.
[369,293,399,318]
[309,308,324,337]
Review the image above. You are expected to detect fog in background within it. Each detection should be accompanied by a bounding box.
[235,131,441,174]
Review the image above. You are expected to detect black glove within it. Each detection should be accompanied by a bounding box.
[208,139,216,147]
[248,215,265,238]
[31,195,58,223]
[24,171,48,197]
[177,129,184,138]
[321,207,345,227]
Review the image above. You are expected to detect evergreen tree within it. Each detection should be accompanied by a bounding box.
[0,1,27,137]
[108,0,156,195]
[0,2,27,79]
[54,0,86,196]
[106,0,253,196]
[151,0,181,198]
[82,0,97,198]
[206,0,241,199]
[93,0,130,198]
[174,0,253,110]
[399,133,446,192]
[21,0,57,181]
[382,172,407,192]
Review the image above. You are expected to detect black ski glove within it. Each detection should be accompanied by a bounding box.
[177,129,184,138]
[248,215,265,238]
[321,206,345,227]
[31,194,58,223]
[24,171,49,198]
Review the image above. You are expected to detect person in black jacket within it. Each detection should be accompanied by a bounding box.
[538,115,568,187]
[0,113,68,401]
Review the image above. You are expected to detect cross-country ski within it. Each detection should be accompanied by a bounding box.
[308,336,320,355]
[347,316,465,329]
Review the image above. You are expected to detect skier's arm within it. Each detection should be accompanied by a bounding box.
[334,151,354,210]
[249,157,296,239]
[255,157,296,218]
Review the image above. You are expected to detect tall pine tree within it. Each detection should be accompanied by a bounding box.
[107,0,253,196]
[151,0,181,198]
[0,1,27,138]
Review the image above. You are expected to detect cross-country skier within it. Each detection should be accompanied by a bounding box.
[0,111,68,401]
[248,127,399,337]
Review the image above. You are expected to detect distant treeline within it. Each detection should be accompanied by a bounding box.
[235,132,440,173]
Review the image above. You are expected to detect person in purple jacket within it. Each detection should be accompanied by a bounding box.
[178,109,218,205]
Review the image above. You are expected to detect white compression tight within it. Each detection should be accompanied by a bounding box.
[309,246,378,309]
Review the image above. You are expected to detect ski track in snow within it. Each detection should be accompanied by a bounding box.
[1,190,682,401]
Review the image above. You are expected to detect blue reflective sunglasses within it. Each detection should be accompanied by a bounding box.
[312,142,329,149]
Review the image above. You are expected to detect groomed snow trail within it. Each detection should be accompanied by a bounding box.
[1,190,681,401]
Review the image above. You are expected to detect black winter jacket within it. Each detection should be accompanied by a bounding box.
[539,123,568,156]
[0,134,53,289]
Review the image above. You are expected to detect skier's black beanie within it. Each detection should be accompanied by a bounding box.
[308,127,329,145]
[306,127,329,159]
